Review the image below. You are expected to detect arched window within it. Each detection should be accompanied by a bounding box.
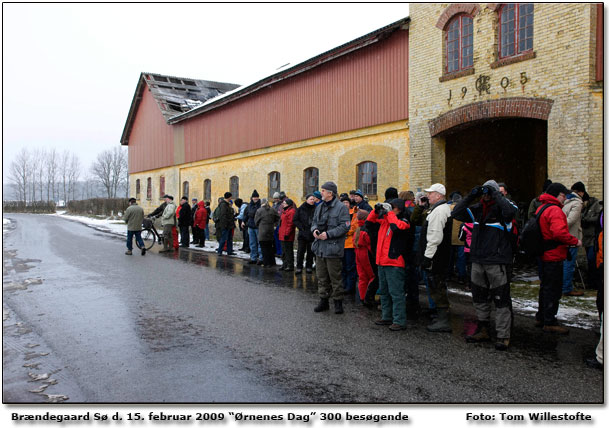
[159,176,165,198]
[146,177,152,200]
[499,3,534,59]
[204,179,211,201]
[446,14,473,73]
[135,179,141,197]
[230,176,239,198]
[357,162,377,197]
[268,171,280,199]
[303,167,319,196]
[182,181,189,199]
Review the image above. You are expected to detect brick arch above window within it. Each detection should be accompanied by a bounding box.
[436,3,481,30]
[428,97,554,137]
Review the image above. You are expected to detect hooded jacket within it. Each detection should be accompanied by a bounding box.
[452,190,518,265]
[366,208,410,268]
[278,205,296,241]
[193,200,208,228]
[537,193,579,262]
[562,192,583,241]
[255,204,280,241]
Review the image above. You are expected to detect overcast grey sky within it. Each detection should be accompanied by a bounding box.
[2,2,409,181]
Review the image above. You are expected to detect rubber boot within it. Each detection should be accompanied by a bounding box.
[314,298,330,312]
[334,299,344,314]
[427,308,452,333]
[465,321,491,342]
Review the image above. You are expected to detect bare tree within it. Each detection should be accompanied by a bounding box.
[45,148,58,202]
[67,154,81,202]
[8,148,30,202]
[90,147,127,198]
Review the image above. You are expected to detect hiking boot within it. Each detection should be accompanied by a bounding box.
[563,290,584,296]
[159,249,170,253]
[543,324,569,335]
[125,250,132,255]
[375,319,392,326]
[427,309,452,333]
[141,248,146,256]
[466,322,491,343]
[585,357,603,370]
[495,338,510,351]
[334,300,344,314]
[314,298,330,313]
[389,323,407,331]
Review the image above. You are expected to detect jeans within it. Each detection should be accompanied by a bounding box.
[274,227,282,256]
[126,230,144,251]
[217,228,233,254]
[341,248,357,292]
[562,247,578,293]
[248,228,263,261]
[204,224,210,240]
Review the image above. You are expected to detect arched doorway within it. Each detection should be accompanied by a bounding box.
[443,118,547,206]
[428,98,552,207]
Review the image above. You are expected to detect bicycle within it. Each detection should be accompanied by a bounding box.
[136,217,164,250]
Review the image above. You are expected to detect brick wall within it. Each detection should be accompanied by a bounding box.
[409,3,603,198]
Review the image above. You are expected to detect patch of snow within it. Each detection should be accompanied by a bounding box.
[3,218,10,225]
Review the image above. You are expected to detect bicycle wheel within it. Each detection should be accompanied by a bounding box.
[137,228,156,250]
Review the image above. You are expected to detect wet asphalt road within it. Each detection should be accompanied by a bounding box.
[2,213,603,403]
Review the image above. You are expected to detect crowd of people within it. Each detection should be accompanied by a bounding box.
[122,178,603,364]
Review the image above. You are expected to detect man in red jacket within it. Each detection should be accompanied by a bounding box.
[535,182,582,334]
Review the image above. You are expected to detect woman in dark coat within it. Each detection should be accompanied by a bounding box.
[254,199,280,267]
[293,194,317,274]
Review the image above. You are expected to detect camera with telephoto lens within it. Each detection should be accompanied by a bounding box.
[374,203,388,218]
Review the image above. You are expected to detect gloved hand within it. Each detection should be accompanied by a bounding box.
[421,256,433,270]
[470,186,483,197]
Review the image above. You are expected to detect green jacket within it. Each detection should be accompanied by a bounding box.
[124,204,144,231]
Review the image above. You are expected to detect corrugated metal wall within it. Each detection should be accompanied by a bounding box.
[129,29,408,173]
[128,89,174,172]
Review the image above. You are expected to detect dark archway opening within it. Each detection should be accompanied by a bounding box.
[444,118,547,208]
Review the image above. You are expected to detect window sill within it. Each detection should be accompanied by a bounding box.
[439,67,475,83]
[491,51,536,69]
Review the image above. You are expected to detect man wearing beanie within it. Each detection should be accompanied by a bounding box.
[534,182,581,334]
[561,182,586,296]
[311,181,351,314]
[452,179,518,350]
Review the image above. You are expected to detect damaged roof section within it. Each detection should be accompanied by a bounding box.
[121,72,240,145]
[143,72,240,121]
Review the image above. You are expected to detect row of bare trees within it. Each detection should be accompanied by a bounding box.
[7,146,129,205]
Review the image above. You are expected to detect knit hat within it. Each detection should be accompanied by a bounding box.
[356,209,369,221]
[321,181,338,195]
[354,189,364,198]
[384,187,399,200]
[546,182,569,197]
[571,181,586,193]
[313,191,322,199]
[390,198,405,213]
[305,193,314,200]
[251,189,260,198]
[340,194,350,203]
[273,192,280,199]
[483,180,500,193]
[284,198,294,207]
[279,191,286,199]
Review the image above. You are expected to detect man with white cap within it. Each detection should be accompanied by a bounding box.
[418,183,454,332]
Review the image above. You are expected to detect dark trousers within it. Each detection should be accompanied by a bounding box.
[217,228,233,254]
[364,256,379,303]
[241,226,250,250]
[536,260,564,325]
[193,226,205,247]
[296,239,314,269]
[404,261,420,308]
[281,240,294,269]
[342,248,357,292]
[179,226,190,247]
[260,240,276,266]
[126,230,144,251]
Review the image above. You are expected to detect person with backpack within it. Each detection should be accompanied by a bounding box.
[452,180,518,351]
[532,183,582,335]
